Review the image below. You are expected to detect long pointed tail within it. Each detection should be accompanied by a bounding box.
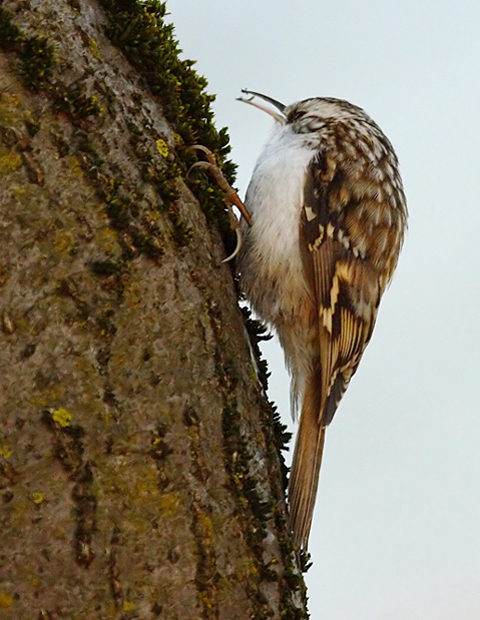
[288,379,326,550]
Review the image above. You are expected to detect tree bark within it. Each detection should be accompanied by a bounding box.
[0,1,307,618]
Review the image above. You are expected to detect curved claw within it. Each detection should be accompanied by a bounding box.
[190,144,216,162]
[222,226,242,263]
[187,160,214,179]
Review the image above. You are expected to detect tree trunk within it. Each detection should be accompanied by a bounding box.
[0,1,307,618]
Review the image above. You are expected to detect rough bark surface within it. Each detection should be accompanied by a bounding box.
[0,1,307,619]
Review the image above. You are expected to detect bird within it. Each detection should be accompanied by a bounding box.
[235,90,408,549]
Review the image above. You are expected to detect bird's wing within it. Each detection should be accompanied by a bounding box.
[300,153,384,425]
[291,138,406,549]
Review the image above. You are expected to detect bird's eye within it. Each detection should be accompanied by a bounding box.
[290,110,307,122]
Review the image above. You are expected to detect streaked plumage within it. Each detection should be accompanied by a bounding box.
[238,92,407,549]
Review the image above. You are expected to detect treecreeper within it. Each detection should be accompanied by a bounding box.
[195,89,408,550]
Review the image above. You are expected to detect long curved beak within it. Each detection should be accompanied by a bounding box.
[237,89,287,123]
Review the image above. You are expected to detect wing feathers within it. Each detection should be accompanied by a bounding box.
[289,155,389,548]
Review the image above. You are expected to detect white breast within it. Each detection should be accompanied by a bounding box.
[242,125,318,320]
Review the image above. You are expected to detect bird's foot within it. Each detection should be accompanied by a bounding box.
[189,145,252,263]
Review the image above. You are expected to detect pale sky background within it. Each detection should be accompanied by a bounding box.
[167,2,480,618]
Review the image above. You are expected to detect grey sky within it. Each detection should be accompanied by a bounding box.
[168,2,480,617]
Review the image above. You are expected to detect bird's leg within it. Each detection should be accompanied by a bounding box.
[189,145,252,263]
[189,145,253,226]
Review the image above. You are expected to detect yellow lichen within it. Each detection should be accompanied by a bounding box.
[133,477,158,502]
[199,591,214,610]
[158,492,181,516]
[122,600,136,612]
[216,574,231,601]
[156,138,169,158]
[54,231,75,253]
[0,446,11,459]
[1,94,20,107]
[87,36,101,59]
[0,592,14,608]
[100,227,121,253]
[172,132,183,145]
[68,155,85,176]
[0,151,22,174]
[0,94,23,124]
[198,512,214,540]
[52,407,72,427]
[12,187,27,199]
[32,492,45,504]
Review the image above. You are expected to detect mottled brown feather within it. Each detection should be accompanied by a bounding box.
[289,151,403,548]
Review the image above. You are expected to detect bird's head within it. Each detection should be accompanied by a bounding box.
[238,89,376,135]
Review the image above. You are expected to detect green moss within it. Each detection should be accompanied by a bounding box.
[98,0,236,248]
[232,311,307,615]
[95,312,117,338]
[87,260,124,278]
[75,132,103,163]
[102,182,130,228]
[41,409,97,567]
[130,230,164,258]
[67,0,81,10]
[19,35,56,91]
[72,464,97,568]
[222,401,270,555]
[0,8,23,50]
[55,84,105,118]
[298,550,313,574]
[2,0,237,261]
[149,427,172,462]
[99,2,215,145]
[199,286,303,613]
[0,7,56,91]
[240,306,272,392]
[105,202,164,257]
[167,210,192,246]
[157,162,182,202]
[0,6,106,131]
[25,118,41,136]
[240,306,291,489]
[41,409,86,474]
